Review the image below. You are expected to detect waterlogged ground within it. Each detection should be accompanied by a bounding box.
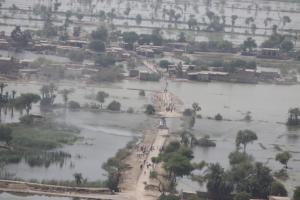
[108,80,300,195]
[1,80,156,182]
[1,0,300,45]
[0,79,299,197]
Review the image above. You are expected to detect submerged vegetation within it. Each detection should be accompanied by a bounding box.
[0,0,300,198]
[0,119,81,167]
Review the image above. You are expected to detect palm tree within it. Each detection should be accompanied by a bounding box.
[11,90,16,118]
[245,17,254,31]
[231,15,238,32]
[192,102,201,114]
[73,173,83,185]
[264,17,272,31]
[251,24,257,35]
[11,90,16,100]
[282,16,291,28]
[0,83,7,96]
[174,13,181,27]
[96,91,109,109]
[272,24,278,35]
[59,89,74,108]
[242,37,257,52]
[135,14,142,25]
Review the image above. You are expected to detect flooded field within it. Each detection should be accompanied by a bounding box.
[1,0,300,45]
[0,79,298,195]
[0,80,156,182]
[0,0,300,200]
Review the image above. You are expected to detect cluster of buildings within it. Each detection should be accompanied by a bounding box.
[19,62,101,80]
[165,63,296,84]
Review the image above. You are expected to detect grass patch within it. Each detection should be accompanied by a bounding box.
[0,121,82,167]
[9,122,81,150]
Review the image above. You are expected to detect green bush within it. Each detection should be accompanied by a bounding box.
[214,113,223,121]
[68,101,80,109]
[107,100,121,111]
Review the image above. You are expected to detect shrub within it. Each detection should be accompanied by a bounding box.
[196,135,216,147]
[95,55,116,67]
[91,67,124,82]
[159,60,170,69]
[139,90,145,96]
[127,107,134,113]
[270,181,288,197]
[19,115,34,125]
[214,113,223,121]
[294,187,300,200]
[88,40,106,52]
[68,101,80,109]
[68,51,85,63]
[0,125,13,145]
[107,101,121,111]
[145,104,155,115]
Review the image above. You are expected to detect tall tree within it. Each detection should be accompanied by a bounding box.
[15,93,40,115]
[0,83,7,96]
[59,89,74,108]
[235,130,258,153]
[242,37,257,52]
[294,186,300,200]
[276,151,292,169]
[231,15,238,32]
[287,108,300,126]
[270,181,288,197]
[96,91,109,108]
[282,16,291,28]
[135,14,142,25]
[0,125,12,145]
[205,163,233,200]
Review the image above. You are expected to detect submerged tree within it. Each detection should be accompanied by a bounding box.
[205,163,233,200]
[59,89,74,108]
[242,37,257,52]
[10,26,32,48]
[135,14,142,25]
[287,108,300,126]
[107,100,121,111]
[231,15,238,32]
[235,130,258,153]
[73,173,83,185]
[276,151,292,169]
[96,91,109,108]
[282,16,291,28]
[40,83,57,107]
[0,125,12,145]
[14,93,41,115]
[145,104,155,115]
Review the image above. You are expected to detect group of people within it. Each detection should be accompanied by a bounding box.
[152,91,176,113]
[135,143,163,176]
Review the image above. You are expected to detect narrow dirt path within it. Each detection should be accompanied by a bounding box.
[134,129,169,200]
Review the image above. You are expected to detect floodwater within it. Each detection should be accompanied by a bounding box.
[109,80,300,194]
[1,0,300,46]
[2,80,156,182]
[0,79,299,197]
